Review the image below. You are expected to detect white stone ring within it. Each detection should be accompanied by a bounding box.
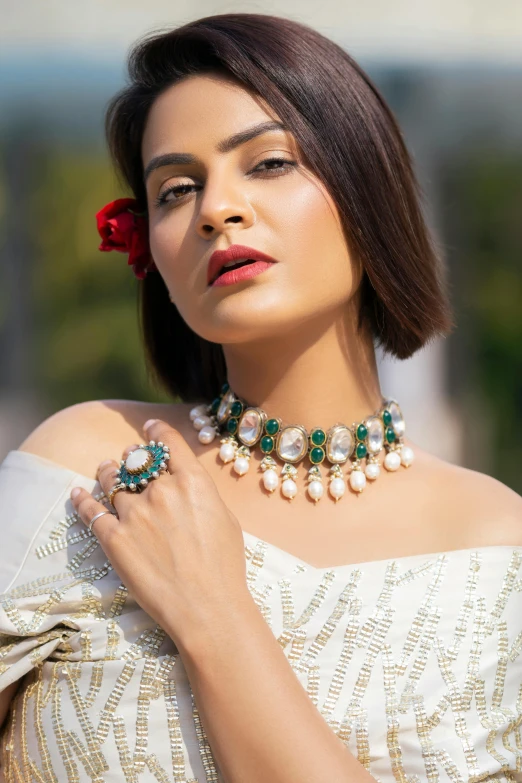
[114,440,171,494]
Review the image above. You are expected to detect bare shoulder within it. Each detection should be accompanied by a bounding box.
[17,398,196,480]
[411,441,522,549]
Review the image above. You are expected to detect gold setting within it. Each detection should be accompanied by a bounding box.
[325,423,355,464]
[123,450,154,476]
[276,424,309,463]
[237,407,266,446]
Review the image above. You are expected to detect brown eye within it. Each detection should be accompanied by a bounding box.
[253,157,297,174]
[153,158,297,209]
[154,182,199,207]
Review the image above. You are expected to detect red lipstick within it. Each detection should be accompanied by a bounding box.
[207,244,278,287]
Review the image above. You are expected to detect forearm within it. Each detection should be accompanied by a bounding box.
[168,590,376,783]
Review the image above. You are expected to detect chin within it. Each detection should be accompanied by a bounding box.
[194,293,296,341]
[189,290,294,342]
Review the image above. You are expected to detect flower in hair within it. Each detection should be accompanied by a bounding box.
[95,197,157,280]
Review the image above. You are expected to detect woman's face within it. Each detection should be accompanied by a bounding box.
[142,73,362,344]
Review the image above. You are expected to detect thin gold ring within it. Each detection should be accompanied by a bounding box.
[107,483,126,507]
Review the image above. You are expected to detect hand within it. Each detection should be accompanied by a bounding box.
[69,419,249,646]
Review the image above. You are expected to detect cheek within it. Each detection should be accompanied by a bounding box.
[149,215,188,282]
[279,182,355,292]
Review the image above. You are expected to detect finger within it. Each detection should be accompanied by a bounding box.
[97,459,121,494]
[70,486,118,541]
[143,419,200,476]
[96,459,129,512]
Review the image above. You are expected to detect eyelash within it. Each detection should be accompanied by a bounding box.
[153,157,297,208]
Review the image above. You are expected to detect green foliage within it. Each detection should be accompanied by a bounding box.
[29,148,173,410]
[442,152,522,492]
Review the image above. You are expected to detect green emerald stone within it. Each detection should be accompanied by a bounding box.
[260,435,274,453]
[265,418,280,436]
[211,397,220,414]
[386,427,396,443]
[383,409,392,426]
[227,417,238,434]
[310,446,325,464]
[221,382,230,394]
[230,400,243,417]
[311,429,326,446]
[356,423,368,441]
[356,442,367,459]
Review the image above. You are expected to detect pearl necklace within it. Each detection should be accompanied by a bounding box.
[189,383,415,503]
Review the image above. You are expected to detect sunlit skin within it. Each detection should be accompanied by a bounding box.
[138,72,451,564]
[142,72,379,430]
[10,69,522,783]
[20,70,518,568]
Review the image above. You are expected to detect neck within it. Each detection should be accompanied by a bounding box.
[221,304,383,430]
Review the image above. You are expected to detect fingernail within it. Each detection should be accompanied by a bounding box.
[71,487,82,499]
[99,459,113,468]
[144,419,158,430]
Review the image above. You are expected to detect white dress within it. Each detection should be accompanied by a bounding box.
[1,448,521,783]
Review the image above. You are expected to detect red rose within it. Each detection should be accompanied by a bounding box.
[95,197,157,279]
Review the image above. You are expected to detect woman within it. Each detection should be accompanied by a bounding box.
[1,12,521,783]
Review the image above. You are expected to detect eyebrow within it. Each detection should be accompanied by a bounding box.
[143,120,288,183]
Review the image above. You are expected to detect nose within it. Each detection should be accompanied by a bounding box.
[195,172,256,238]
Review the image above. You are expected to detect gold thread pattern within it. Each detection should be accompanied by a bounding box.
[0,458,521,782]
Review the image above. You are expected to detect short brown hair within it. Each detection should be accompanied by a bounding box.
[104,12,455,402]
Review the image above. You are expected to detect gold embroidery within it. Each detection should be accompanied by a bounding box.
[191,690,219,781]
[1,495,521,782]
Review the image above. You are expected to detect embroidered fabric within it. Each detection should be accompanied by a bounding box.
[1,449,521,783]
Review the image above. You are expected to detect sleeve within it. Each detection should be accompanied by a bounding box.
[0,450,101,692]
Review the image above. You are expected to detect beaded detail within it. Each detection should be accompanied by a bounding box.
[1,453,522,782]
[190,383,416,503]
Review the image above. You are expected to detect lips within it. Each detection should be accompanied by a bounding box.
[207,244,278,286]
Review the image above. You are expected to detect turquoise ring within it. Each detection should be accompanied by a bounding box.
[115,440,170,493]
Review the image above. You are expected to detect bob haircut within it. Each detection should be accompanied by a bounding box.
[104,12,455,402]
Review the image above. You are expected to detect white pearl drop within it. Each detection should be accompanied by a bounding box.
[198,425,216,444]
[365,462,380,480]
[262,468,279,492]
[281,478,297,499]
[400,445,415,467]
[307,480,324,501]
[234,456,250,476]
[219,443,236,463]
[349,469,366,492]
[189,404,207,421]
[384,450,401,471]
[193,414,211,431]
[329,476,346,499]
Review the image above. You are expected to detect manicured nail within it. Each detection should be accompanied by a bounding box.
[144,419,158,430]
[99,459,113,468]
[71,487,82,499]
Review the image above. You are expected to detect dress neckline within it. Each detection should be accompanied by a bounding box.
[241,529,522,573]
[7,448,522,574]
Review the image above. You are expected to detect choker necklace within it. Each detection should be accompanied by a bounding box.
[189,383,415,503]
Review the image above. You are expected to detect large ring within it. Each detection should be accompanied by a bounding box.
[88,510,114,532]
[115,440,170,493]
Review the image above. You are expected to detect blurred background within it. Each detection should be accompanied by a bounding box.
[1,1,521,492]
